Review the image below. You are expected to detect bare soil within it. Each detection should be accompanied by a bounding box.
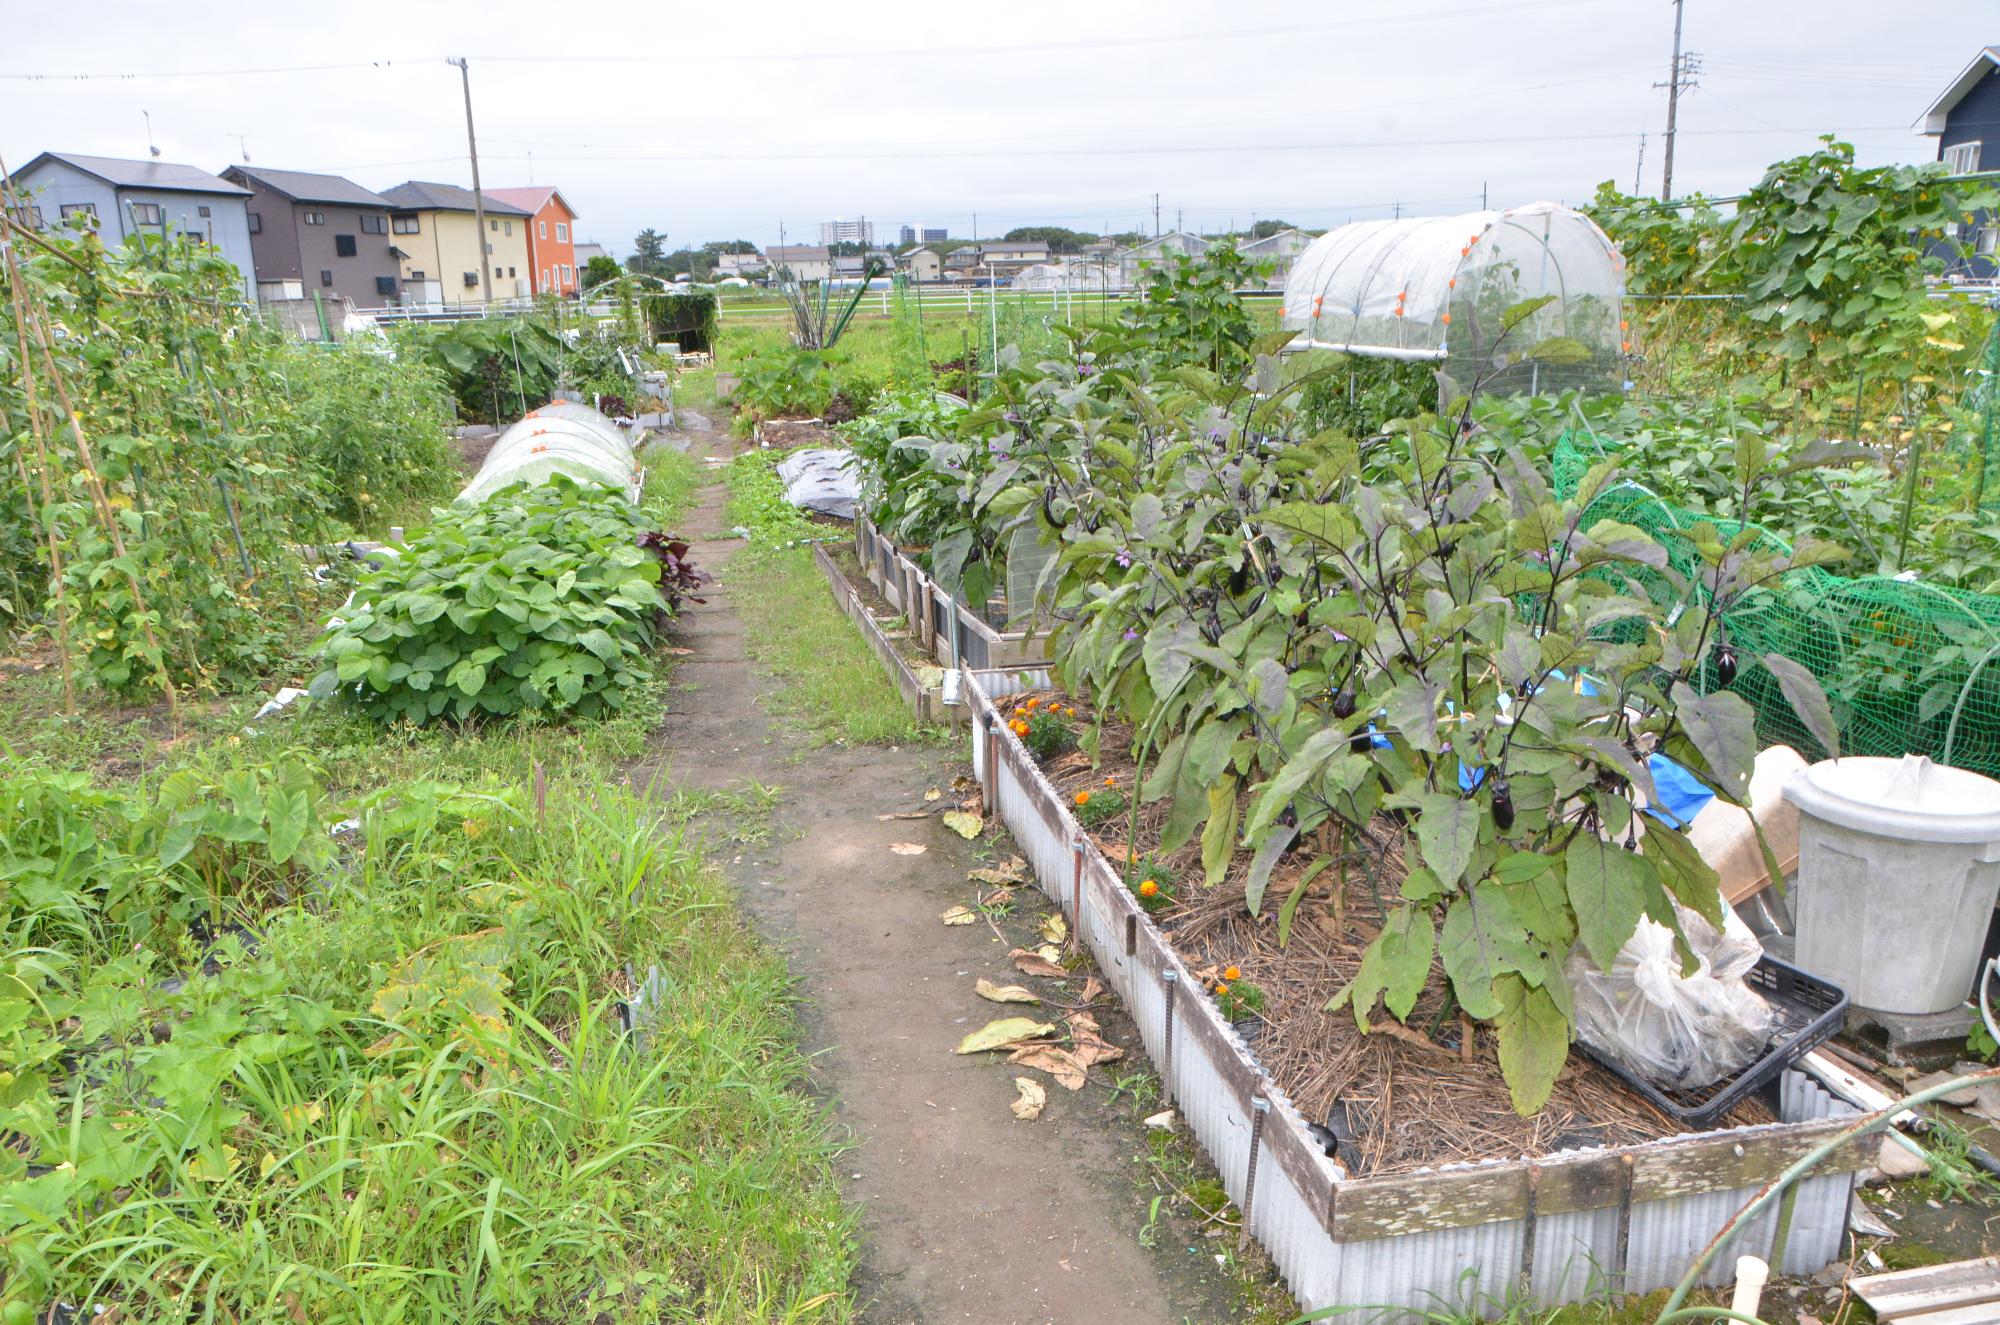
[635,422,1265,1323]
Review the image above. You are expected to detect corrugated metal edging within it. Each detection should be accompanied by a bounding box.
[963,667,1054,702]
[964,676,1868,1322]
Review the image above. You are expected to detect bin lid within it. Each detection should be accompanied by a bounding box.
[1783,754,2000,844]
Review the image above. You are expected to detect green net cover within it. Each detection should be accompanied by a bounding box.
[1551,429,2000,778]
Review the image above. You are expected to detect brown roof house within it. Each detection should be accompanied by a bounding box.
[221,166,402,307]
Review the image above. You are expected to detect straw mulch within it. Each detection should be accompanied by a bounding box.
[1006,691,1775,1176]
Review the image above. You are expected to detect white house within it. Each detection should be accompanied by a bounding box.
[767,244,832,282]
[1117,231,1209,289]
[1239,228,1314,288]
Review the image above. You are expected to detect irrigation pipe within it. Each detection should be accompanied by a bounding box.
[1654,1063,2000,1324]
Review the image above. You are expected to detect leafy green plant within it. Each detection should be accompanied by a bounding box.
[734,346,833,420]
[1120,238,1267,376]
[311,476,674,724]
[1215,976,1264,1023]
[284,339,459,527]
[403,315,565,423]
[1073,781,1129,828]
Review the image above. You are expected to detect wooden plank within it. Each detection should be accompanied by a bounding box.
[1890,1303,2000,1325]
[1628,1119,1875,1203]
[1852,1256,2000,1320]
[1332,1163,1533,1241]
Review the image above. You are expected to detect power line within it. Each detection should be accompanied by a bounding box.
[0,57,430,82]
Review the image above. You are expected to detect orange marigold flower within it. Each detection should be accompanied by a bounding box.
[1214,982,1231,995]
[1074,791,1090,806]
[1223,966,1241,982]
[1138,879,1159,897]
[1104,776,1116,786]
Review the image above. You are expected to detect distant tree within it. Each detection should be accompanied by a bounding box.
[1248,218,1296,240]
[583,254,621,288]
[702,238,760,256]
[826,240,867,257]
[1105,231,1146,248]
[628,228,669,276]
[1001,225,1095,254]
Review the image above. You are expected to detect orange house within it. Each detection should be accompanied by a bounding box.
[487,186,579,296]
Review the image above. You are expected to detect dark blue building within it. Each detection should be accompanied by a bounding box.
[1922,46,2000,278]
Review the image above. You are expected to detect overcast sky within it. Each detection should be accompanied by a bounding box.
[2,1,1989,256]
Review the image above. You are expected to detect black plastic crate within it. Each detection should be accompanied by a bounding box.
[1576,953,1849,1131]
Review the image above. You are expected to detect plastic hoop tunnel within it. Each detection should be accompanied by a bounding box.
[456,401,639,507]
[1281,201,1627,396]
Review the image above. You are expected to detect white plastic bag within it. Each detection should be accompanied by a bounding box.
[1568,902,1773,1092]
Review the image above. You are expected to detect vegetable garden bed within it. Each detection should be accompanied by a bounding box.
[961,672,1869,1318]
[853,517,1051,671]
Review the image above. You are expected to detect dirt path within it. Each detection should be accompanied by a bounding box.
[638,429,1252,1324]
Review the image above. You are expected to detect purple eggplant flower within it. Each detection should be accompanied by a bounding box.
[1123,627,1140,640]
[1115,548,1133,568]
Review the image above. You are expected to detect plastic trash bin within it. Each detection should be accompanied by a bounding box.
[1783,754,2000,1014]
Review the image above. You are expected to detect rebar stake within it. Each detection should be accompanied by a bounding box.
[1070,836,1086,949]
[1124,912,1136,957]
[1161,969,1179,1107]
[984,719,998,814]
[1240,1096,1271,1251]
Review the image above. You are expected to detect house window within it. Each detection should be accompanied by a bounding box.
[562,263,572,281]
[320,269,333,286]
[303,210,325,225]
[360,214,386,235]
[198,205,211,218]
[129,202,162,225]
[541,268,550,287]
[335,234,357,257]
[556,222,568,242]
[8,205,43,230]
[539,220,547,239]
[503,220,512,236]
[486,243,494,255]
[375,275,398,297]
[246,211,262,233]
[507,266,516,277]
[489,219,498,231]
[410,270,426,280]
[60,202,96,222]
[392,215,420,234]
[1947,140,1983,175]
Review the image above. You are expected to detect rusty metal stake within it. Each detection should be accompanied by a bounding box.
[1240,1095,1271,1251]
[1161,969,1179,1107]
[1124,912,1136,957]
[983,719,998,815]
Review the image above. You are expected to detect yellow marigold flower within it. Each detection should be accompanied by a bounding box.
[1223,966,1241,982]
[1138,879,1159,897]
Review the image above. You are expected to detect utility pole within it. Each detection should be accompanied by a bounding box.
[1175,207,1182,234]
[1153,194,1160,237]
[1481,182,1488,210]
[1657,0,1699,202]
[451,57,492,305]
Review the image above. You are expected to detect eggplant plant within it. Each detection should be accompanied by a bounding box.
[957,306,1842,1114]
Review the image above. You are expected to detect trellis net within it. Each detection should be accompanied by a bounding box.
[1551,429,2000,779]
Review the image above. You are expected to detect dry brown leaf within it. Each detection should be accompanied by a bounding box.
[1039,914,1068,945]
[1143,1109,1176,1130]
[1008,1042,1088,1090]
[1366,1019,1458,1058]
[942,810,983,839]
[975,978,1041,1005]
[958,795,983,813]
[1009,947,1069,979]
[952,775,974,792]
[660,646,696,656]
[957,1017,1057,1054]
[981,887,1016,909]
[967,857,1027,886]
[939,906,977,927]
[1034,943,1064,964]
[877,812,930,821]
[1079,977,1105,1004]
[1010,1076,1047,1121]
[924,787,943,802]
[889,842,927,856]
[1098,842,1135,864]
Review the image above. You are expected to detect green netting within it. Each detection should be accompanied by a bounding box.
[1551,428,2000,779]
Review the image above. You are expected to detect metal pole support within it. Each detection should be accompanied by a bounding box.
[984,720,998,815]
[1070,836,1086,950]
[1161,969,1178,1108]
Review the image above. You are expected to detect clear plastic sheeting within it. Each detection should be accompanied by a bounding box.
[456,401,638,507]
[775,447,860,520]
[1281,202,1626,396]
[1569,902,1773,1092]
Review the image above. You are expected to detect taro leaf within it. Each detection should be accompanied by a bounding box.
[1669,681,1757,804]
[1761,652,1840,760]
[1638,821,1725,932]
[1143,618,1201,696]
[1244,822,1298,917]
[1413,792,1480,888]
[1341,903,1436,1028]
[1249,658,1289,716]
[1495,972,1570,1117]
[1131,492,1166,540]
[1440,884,1540,1020]
[264,787,309,866]
[159,818,199,869]
[1563,836,1654,972]
[1383,674,1444,752]
[1201,776,1240,887]
[1501,294,1558,333]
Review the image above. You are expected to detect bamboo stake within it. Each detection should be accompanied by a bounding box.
[2,218,76,713]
